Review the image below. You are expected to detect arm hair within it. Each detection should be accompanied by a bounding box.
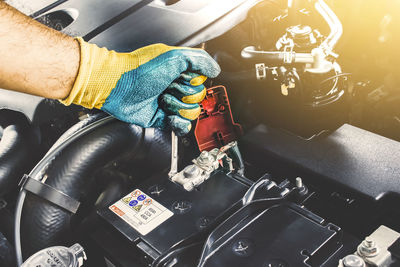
[0,2,80,99]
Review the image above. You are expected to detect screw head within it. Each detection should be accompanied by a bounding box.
[342,255,365,267]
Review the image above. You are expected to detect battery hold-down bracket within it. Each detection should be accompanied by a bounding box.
[195,85,242,152]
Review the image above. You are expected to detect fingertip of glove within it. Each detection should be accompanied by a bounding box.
[198,51,221,78]
[178,106,201,120]
[190,75,207,86]
[181,88,206,104]
[181,49,221,78]
[208,60,221,78]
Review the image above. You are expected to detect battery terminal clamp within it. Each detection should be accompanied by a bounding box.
[170,141,236,191]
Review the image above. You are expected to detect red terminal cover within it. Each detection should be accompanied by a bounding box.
[194,85,243,151]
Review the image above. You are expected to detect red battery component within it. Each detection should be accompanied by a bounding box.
[195,85,242,152]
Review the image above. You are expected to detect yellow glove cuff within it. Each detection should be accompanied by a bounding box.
[60,38,180,109]
[60,37,116,109]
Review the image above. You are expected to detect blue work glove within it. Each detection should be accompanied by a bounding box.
[60,38,221,135]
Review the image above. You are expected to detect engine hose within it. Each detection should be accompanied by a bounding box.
[20,119,146,259]
[45,112,107,156]
[13,114,134,265]
[0,110,40,197]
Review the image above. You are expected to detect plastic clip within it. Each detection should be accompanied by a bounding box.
[19,174,80,214]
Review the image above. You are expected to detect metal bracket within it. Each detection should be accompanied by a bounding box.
[168,131,179,178]
[19,174,80,214]
[283,44,295,64]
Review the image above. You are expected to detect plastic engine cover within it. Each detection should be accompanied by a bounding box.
[20,0,255,52]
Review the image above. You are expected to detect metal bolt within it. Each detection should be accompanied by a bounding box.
[200,151,209,159]
[365,236,374,247]
[357,236,379,257]
[342,254,365,267]
[295,177,303,188]
[198,151,212,165]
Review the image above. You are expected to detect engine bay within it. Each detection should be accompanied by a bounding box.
[1,0,400,266]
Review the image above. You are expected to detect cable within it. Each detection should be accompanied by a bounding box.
[319,72,352,85]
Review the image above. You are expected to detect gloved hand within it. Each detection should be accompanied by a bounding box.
[60,38,220,135]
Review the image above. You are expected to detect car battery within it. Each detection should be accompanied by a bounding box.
[95,170,249,266]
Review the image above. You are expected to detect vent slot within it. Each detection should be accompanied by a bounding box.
[35,8,78,31]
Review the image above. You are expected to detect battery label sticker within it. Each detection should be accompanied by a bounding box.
[109,189,173,235]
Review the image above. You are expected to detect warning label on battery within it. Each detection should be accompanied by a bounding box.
[109,189,173,235]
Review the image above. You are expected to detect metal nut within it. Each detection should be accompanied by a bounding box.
[357,236,379,257]
[197,151,212,165]
[200,151,209,158]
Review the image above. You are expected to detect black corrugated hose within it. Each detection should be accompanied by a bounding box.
[0,109,40,197]
[14,114,172,265]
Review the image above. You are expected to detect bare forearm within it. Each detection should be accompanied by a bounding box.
[0,2,79,99]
